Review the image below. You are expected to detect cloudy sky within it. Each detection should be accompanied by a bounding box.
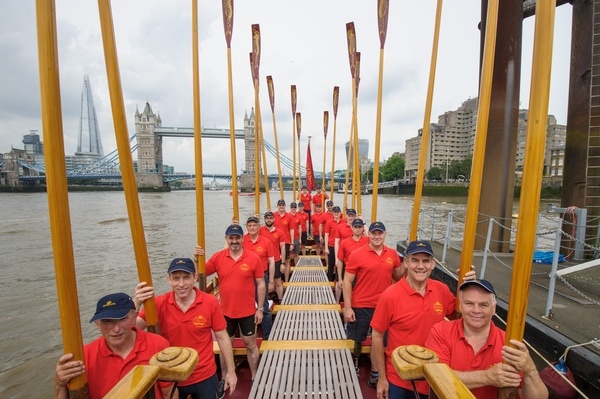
[1,1,572,176]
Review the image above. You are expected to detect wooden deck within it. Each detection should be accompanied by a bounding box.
[248,255,364,398]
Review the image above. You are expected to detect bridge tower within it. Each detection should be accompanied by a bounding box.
[240,108,263,192]
[134,102,165,188]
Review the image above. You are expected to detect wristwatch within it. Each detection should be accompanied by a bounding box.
[256,308,264,312]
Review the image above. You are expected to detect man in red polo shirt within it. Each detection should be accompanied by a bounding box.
[243,216,275,339]
[273,199,293,281]
[54,293,176,399]
[310,203,326,255]
[344,222,404,387]
[135,258,237,399]
[334,208,357,259]
[204,224,265,382]
[323,205,344,281]
[335,218,370,301]
[298,185,313,226]
[260,211,286,303]
[288,203,302,265]
[425,280,548,399]
[311,185,329,213]
[370,240,471,398]
[296,202,310,255]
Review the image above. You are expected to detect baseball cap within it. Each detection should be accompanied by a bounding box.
[264,211,274,218]
[332,206,341,212]
[405,240,434,256]
[167,258,196,274]
[302,185,308,190]
[89,293,136,322]
[459,279,496,295]
[326,200,334,206]
[352,218,365,227]
[246,216,260,224]
[277,199,286,205]
[225,224,244,236]
[346,208,357,215]
[290,202,297,208]
[368,221,386,232]
[315,203,322,208]
[298,202,304,208]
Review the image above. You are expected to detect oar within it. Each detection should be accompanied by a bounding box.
[267,76,285,199]
[291,85,298,200]
[343,127,353,211]
[345,23,357,211]
[192,0,206,290]
[330,86,340,201]
[371,0,389,222]
[322,111,329,208]
[499,2,556,398]
[221,0,239,221]
[457,0,498,289]
[352,52,362,215]
[297,112,302,190]
[250,53,261,213]
[98,0,159,332]
[35,1,88,395]
[409,0,443,241]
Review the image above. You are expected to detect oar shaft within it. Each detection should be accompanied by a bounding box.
[371,48,385,222]
[254,80,261,213]
[257,97,271,209]
[226,47,239,221]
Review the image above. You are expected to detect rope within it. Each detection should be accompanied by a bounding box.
[562,206,578,258]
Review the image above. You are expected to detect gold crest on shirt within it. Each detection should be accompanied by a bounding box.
[192,315,207,327]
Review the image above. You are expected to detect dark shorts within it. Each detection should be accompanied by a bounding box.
[293,239,300,255]
[274,260,282,279]
[347,308,386,346]
[284,244,291,260]
[178,373,218,399]
[313,235,321,245]
[389,382,429,399]
[301,232,308,245]
[225,314,256,337]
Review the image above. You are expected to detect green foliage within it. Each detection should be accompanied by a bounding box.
[426,167,443,181]
[381,154,405,181]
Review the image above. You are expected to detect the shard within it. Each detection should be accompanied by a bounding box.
[76,75,103,157]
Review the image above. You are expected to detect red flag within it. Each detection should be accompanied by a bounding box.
[306,140,316,192]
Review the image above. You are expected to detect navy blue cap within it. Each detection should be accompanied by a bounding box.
[368,221,386,232]
[90,293,136,322]
[315,203,322,207]
[277,199,286,205]
[346,208,357,215]
[298,202,305,207]
[290,202,297,208]
[352,218,365,227]
[168,258,196,274]
[225,224,244,236]
[246,216,260,224]
[460,279,496,295]
[264,211,274,218]
[326,200,334,206]
[405,240,434,256]
[332,206,341,212]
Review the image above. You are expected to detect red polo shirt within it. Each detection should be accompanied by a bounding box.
[139,288,227,386]
[289,212,302,238]
[370,277,456,394]
[243,234,275,272]
[83,328,170,399]
[337,235,370,263]
[273,211,292,244]
[206,249,263,318]
[311,211,326,236]
[259,226,284,262]
[335,223,353,242]
[299,192,312,210]
[344,244,401,308]
[297,211,309,233]
[425,319,506,399]
[324,218,344,247]
[312,192,328,207]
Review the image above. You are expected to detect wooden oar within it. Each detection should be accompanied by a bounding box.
[343,126,353,210]
[409,0,443,241]
[371,0,389,222]
[322,111,329,208]
[267,76,284,199]
[192,0,206,290]
[291,85,298,200]
[499,2,556,398]
[250,52,261,213]
[352,52,362,215]
[98,0,159,332]
[221,0,239,221]
[35,1,88,395]
[330,86,340,201]
[457,0,498,290]
[296,112,302,189]
[345,23,357,211]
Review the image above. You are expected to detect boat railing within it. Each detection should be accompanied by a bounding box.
[415,206,600,318]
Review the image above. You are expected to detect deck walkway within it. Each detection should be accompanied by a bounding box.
[401,241,600,396]
[248,255,364,399]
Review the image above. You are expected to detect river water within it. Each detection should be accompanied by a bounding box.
[0,190,558,398]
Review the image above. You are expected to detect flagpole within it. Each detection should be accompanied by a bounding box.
[409,0,442,241]
[35,1,88,395]
[192,0,206,290]
[330,86,339,201]
[251,53,261,214]
[267,76,284,199]
[98,0,159,332]
[322,111,329,208]
[371,0,389,222]
[291,85,297,200]
[221,0,239,221]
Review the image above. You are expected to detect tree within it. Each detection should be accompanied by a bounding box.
[381,154,405,181]
[362,167,382,184]
[426,167,443,181]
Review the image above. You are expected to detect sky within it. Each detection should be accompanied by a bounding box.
[0,1,573,176]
